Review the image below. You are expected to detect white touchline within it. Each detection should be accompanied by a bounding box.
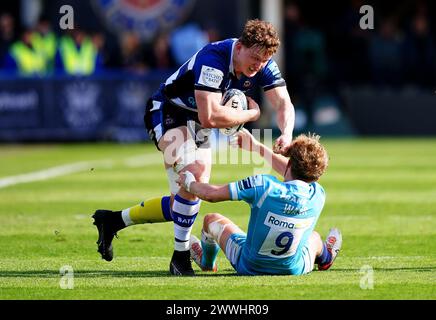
[0,147,247,189]
[0,161,107,189]
[0,155,162,189]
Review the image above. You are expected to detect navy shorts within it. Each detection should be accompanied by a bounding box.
[144,97,210,151]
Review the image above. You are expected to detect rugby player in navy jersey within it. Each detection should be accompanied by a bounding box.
[92,19,296,276]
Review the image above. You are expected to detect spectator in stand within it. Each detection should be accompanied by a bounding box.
[119,32,147,74]
[368,17,405,86]
[169,23,208,65]
[204,24,222,43]
[4,28,48,76]
[145,32,176,70]
[403,10,436,87]
[335,0,371,84]
[56,28,103,75]
[0,13,16,67]
[91,32,110,70]
[283,1,328,129]
[30,15,57,73]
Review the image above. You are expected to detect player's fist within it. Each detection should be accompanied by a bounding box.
[273,134,292,155]
[247,97,260,122]
[229,128,259,151]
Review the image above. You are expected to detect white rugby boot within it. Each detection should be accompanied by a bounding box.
[318,228,342,271]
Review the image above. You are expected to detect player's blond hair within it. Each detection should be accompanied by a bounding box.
[285,133,329,183]
[239,19,280,56]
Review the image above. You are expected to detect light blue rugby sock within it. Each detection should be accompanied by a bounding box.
[200,231,219,269]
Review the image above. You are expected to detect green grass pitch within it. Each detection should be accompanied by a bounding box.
[0,138,435,300]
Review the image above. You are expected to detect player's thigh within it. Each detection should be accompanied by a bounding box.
[159,127,212,198]
[158,126,189,168]
[178,156,211,200]
[158,127,211,172]
[182,147,211,183]
[297,231,322,275]
[222,228,246,271]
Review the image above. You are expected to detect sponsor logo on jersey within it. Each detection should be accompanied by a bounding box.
[198,66,224,88]
[280,193,308,215]
[264,212,313,230]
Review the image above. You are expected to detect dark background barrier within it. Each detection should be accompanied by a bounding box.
[0,72,170,142]
[342,86,436,136]
[1,75,434,142]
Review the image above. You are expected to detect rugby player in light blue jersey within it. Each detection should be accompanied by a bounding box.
[178,129,342,275]
[92,20,296,276]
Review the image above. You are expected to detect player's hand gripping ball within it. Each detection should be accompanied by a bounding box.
[219,89,248,136]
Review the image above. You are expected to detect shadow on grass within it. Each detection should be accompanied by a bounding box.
[1,266,434,279]
[0,270,237,278]
[329,267,436,272]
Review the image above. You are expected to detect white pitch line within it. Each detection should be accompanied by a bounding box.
[0,155,162,189]
[0,161,110,189]
[0,146,262,189]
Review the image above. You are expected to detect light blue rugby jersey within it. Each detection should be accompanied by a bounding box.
[228,174,326,275]
[152,38,286,111]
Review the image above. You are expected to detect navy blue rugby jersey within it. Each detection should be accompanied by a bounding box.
[152,38,286,112]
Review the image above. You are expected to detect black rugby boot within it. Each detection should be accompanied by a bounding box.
[169,250,195,276]
[92,209,125,261]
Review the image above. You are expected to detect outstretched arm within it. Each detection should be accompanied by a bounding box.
[264,86,295,155]
[176,171,231,202]
[236,128,289,177]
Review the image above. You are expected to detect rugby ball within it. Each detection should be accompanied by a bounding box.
[219,89,248,136]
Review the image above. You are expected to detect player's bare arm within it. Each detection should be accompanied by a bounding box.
[195,90,260,128]
[264,86,295,155]
[176,171,231,202]
[237,128,289,176]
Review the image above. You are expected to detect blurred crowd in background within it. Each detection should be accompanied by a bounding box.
[0,14,216,76]
[0,0,434,85]
[285,0,436,89]
[0,1,221,77]
[1,0,435,132]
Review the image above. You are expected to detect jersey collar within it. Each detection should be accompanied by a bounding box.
[284,179,311,188]
[229,38,237,76]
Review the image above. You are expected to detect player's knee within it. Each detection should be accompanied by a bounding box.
[312,231,321,239]
[310,231,322,243]
[184,160,206,181]
[204,213,223,229]
[310,231,323,253]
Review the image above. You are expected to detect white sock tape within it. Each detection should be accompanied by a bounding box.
[166,167,180,195]
[208,218,229,243]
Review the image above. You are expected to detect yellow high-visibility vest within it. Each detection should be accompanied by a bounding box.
[59,36,97,75]
[30,32,57,61]
[10,42,47,75]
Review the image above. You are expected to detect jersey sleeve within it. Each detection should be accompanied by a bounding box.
[259,59,286,91]
[228,175,266,203]
[192,47,226,93]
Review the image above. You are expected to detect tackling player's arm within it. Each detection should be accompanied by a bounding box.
[195,90,260,128]
[176,171,230,202]
[264,86,295,154]
[237,128,289,177]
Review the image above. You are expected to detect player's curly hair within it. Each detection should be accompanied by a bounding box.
[285,133,329,183]
[239,19,280,55]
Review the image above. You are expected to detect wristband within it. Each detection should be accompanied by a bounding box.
[183,171,196,192]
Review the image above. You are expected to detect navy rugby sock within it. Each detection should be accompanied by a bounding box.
[315,243,332,265]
